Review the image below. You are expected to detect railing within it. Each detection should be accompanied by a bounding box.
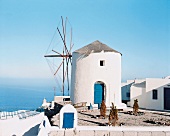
[0,110,41,120]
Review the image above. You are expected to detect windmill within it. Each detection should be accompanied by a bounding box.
[44,16,73,96]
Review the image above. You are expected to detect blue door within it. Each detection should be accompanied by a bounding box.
[94,83,104,104]
[63,113,74,128]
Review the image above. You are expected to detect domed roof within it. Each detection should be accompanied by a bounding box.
[74,40,122,55]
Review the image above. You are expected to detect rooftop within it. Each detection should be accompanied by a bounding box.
[74,40,121,55]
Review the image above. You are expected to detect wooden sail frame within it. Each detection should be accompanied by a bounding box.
[44,16,73,96]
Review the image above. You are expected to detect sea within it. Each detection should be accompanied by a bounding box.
[0,85,67,112]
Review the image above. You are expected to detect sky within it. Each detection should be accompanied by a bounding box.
[0,0,169,86]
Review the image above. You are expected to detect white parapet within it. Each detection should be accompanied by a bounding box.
[0,112,44,136]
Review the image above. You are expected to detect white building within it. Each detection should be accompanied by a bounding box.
[129,76,170,110]
[121,80,134,104]
[70,40,126,109]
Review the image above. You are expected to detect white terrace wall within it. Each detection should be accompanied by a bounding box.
[0,113,43,136]
[71,51,124,108]
[47,126,170,136]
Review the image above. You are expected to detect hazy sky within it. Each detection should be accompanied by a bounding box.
[0,0,169,84]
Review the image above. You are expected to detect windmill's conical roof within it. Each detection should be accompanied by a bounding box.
[74,40,121,55]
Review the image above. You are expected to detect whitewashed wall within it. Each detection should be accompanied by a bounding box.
[130,78,170,110]
[130,79,146,108]
[145,78,170,110]
[71,51,126,108]
[0,113,43,136]
[59,104,77,129]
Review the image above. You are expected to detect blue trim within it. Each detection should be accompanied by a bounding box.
[94,83,104,104]
[63,113,74,128]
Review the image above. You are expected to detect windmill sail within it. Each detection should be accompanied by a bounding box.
[44,16,73,96]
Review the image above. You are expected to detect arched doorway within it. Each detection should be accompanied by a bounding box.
[94,81,106,104]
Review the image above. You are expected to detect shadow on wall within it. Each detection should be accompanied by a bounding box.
[132,81,146,88]
[23,124,40,136]
[131,81,146,107]
[130,82,170,110]
[121,82,134,103]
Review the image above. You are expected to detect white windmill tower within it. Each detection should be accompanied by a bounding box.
[70,40,126,109]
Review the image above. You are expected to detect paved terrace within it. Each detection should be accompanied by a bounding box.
[39,107,170,136]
